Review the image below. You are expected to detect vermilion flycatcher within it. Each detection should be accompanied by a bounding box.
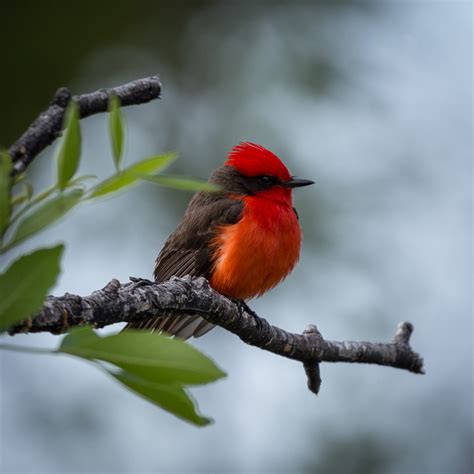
[127,142,313,339]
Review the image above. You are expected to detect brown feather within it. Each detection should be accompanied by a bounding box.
[125,179,243,339]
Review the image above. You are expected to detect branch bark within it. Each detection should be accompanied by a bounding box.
[8,276,425,394]
[9,76,161,175]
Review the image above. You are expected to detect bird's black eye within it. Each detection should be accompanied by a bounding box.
[259,176,274,186]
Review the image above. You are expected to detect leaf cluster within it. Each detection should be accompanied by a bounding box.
[0,95,223,425]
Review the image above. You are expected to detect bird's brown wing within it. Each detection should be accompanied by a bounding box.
[125,191,243,339]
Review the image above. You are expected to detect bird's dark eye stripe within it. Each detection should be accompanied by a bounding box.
[258,175,276,185]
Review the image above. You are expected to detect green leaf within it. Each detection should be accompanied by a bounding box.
[108,94,124,170]
[0,245,63,330]
[56,101,81,190]
[0,151,12,237]
[58,327,215,425]
[88,153,176,199]
[140,174,221,192]
[6,189,83,249]
[110,370,211,426]
[59,325,102,347]
[59,327,225,385]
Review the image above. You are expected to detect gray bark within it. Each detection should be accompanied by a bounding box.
[8,276,425,394]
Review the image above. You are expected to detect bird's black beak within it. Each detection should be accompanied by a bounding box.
[282,177,315,188]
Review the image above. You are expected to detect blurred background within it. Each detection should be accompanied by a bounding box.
[0,1,472,473]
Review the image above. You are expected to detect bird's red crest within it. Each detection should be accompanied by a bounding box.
[225,142,291,182]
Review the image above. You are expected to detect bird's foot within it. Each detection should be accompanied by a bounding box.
[128,277,155,291]
[230,298,259,318]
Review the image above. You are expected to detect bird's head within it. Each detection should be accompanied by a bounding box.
[211,142,314,204]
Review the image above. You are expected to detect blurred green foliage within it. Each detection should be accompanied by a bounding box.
[0,92,224,425]
[60,327,225,425]
[0,245,63,331]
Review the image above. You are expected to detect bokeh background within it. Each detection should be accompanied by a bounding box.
[0,1,472,473]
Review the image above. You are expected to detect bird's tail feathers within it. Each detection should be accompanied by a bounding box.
[124,315,215,341]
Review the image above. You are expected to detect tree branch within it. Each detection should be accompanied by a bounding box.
[9,76,162,175]
[8,276,425,394]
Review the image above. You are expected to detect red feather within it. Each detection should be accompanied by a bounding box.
[211,143,301,299]
[210,194,301,300]
[225,142,292,182]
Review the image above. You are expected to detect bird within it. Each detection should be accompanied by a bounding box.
[126,142,314,339]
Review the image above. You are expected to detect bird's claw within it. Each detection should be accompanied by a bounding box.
[128,277,154,291]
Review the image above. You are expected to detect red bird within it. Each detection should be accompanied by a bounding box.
[127,142,313,339]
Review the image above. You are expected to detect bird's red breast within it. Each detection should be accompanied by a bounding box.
[210,192,301,300]
[209,143,303,299]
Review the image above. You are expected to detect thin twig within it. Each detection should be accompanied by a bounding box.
[8,76,162,175]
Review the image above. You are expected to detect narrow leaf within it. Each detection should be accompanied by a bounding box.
[59,327,225,385]
[88,153,176,199]
[6,189,83,248]
[110,370,211,426]
[108,94,124,170]
[127,153,176,175]
[140,174,221,192]
[0,245,63,330]
[0,151,12,236]
[56,101,81,190]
